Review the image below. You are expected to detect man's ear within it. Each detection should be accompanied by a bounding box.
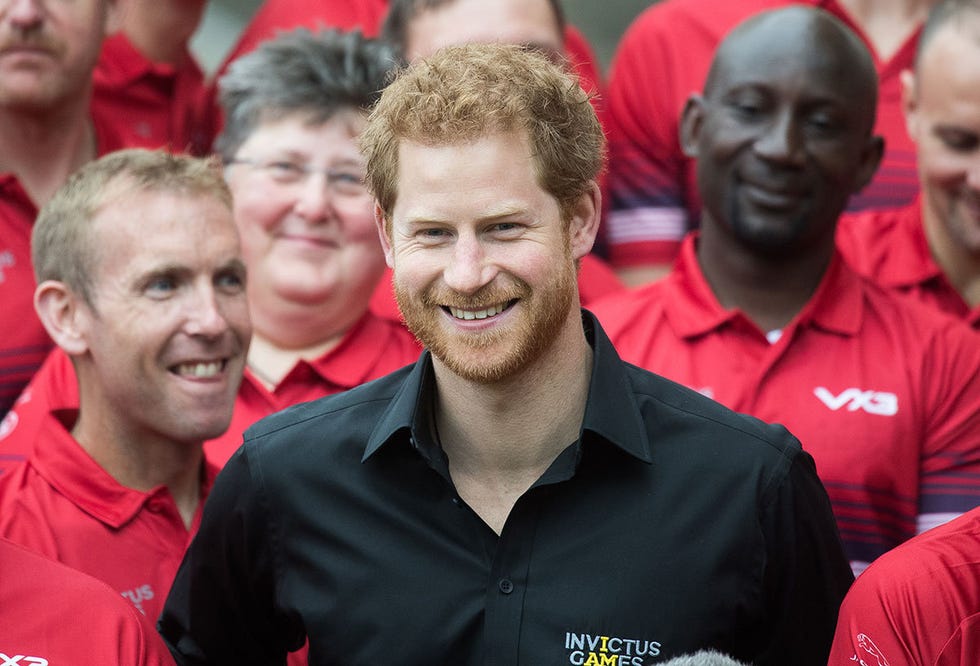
[853,135,886,194]
[680,94,707,159]
[566,181,601,261]
[374,203,395,269]
[34,281,90,356]
[900,68,920,143]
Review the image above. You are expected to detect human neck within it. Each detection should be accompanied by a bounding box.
[923,205,980,308]
[246,329,347,389]
[0,102,96,206]
[433,311,592,533]
[71,398,205,529]
[697,228,833,333]
[837,0,933,61]
[116,0,204,64]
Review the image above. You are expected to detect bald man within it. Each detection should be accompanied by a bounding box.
[592,5,980,576]
[837,0,980,328]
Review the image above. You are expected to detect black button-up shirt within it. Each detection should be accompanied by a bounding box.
[160,313,852,665]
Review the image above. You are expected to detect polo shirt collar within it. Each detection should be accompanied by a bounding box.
[874,198,947,288]
[95,33,188,86]
[30,409,217,529]
[362,312,653,465]
[310,313,402,389]
[665,233,864,338]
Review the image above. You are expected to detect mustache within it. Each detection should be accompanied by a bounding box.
[420,280,531,310]
[0,32,62,56]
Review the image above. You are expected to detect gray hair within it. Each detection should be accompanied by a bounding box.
[216,28,398,160]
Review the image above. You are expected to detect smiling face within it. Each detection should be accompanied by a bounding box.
[905,19,980,258]
[76,188,250,445]
[382,130,592,384]
[682,8,882,258]
[223,112,384,339]
[0,0,109,110]
[404,0,563,64]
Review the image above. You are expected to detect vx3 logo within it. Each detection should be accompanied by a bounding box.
[0,656,48,666]
[813,387,898,416]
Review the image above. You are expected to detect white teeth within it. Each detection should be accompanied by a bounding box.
[449,303,506,320]
[175,361,222,378]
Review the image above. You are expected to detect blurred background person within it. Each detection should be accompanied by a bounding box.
[0,28,421,472]
[837,0,980,329]
[604,0,938,286]
[0,0,123,419]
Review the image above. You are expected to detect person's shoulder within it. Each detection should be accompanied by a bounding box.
[623,361,803,462]
[849,507,980,604]
[589,281,670,333]
[243,363,416,445]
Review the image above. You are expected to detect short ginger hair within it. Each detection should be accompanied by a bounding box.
[360,42,604,228]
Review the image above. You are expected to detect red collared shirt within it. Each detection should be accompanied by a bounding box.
[604,0,919,268]
[591,234,980,573]
[829,506,980,665]
[0,120,127,420]
[838,199,980,328]
[205,312,421,464]
[0,409,217,621]
[92,32,211,155]
[0,311,422,472]
[1,536,176,665]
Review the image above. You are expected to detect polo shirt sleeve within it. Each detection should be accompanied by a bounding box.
[604,5,695,270]
[755,444,854,665]
[158,445,301,665]
[916,321,980,533]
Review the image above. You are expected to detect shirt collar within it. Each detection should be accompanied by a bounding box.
[362,311,653,465]
[665,233,864,338]
[309,313,410,389]
[30,409,217,529]
[874,199,947,288]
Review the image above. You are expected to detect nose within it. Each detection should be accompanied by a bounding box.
[442,232,496,295]
[4,0,44,28]
[184,284,231,339]
[753,110,804,166]
[292,172,334,223]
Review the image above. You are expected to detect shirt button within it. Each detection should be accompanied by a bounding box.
[451,496,462,507]
[498,578,514,594]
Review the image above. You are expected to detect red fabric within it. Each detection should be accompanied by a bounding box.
[369,252,625,322]
[0,312,421,472]
[590,234,980,571]
[605,0,920,268]
[0,536,175,665]
[92,33,211,155]
[837,199,980,328]
[0,176,45,419]
[829,507,980,665]
[0,411,218,622]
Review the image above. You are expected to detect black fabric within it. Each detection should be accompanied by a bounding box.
[160,312,852,665]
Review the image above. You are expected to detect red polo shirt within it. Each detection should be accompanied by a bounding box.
[205,311,421,465]
[837,199,980,328]
[92,33,211,155]
[605,0,920,268]
[0,311,421,472]
[0,409,218,622]
[829,507,980,665]
[0,536,176,665]
[591,234,980,574]
[0,119,127,420]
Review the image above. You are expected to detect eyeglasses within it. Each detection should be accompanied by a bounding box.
[227,157,370,198]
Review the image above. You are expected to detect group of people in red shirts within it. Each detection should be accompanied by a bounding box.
[0,0,978,664]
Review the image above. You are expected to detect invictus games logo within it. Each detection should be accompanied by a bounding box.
[564,631,662,665]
